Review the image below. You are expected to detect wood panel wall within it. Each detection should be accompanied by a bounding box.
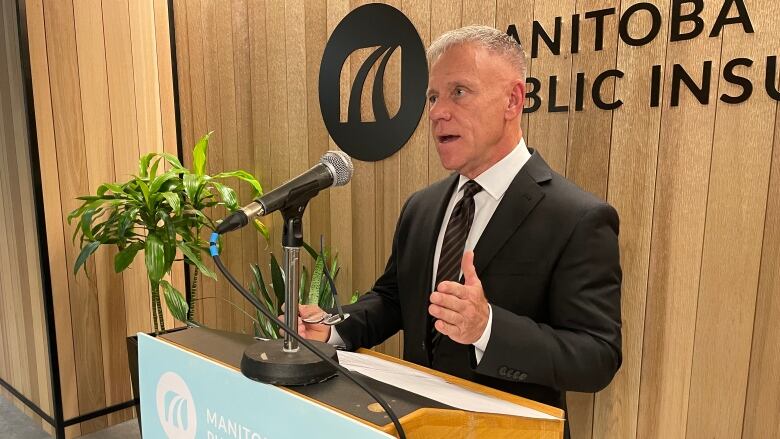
[21,0,182,436]
[0,0,53,434]
[172,1,780,438]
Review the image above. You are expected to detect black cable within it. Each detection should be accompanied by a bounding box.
[209,236,406,439]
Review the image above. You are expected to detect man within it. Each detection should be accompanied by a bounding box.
[298,25,622,432]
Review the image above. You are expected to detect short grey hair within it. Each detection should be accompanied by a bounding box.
[427,25,527,84]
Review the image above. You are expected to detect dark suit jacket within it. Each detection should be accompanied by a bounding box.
[335,150,622,416]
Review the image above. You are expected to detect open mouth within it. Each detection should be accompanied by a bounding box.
[438,135,460,143]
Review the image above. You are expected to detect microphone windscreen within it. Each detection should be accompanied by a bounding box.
[321,151,354,186]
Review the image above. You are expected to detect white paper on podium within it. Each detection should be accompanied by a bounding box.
[336,351,561,420]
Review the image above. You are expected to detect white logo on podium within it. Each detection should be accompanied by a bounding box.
[156,371,197,439]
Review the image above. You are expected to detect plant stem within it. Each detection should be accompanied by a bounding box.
[156,291,166,332]
[189,267,200,321]
[151,281,160,334]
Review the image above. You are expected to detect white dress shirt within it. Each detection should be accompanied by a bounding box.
[330,139,532,364]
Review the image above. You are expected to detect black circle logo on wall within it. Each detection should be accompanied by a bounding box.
[319,3,428,162]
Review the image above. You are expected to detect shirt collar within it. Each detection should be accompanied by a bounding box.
[457,138,531,201]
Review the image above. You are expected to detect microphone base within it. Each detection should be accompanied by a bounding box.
[240,339,338,386]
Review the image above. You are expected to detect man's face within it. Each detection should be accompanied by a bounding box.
[427,43,522,179]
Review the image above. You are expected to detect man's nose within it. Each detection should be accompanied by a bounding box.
[428,100,451,122]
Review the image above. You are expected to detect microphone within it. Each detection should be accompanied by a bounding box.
[216,151,353,234]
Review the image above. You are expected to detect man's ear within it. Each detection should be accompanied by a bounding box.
[506,80,526,120]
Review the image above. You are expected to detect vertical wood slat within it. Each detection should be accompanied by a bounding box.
[594,1,670,438]
[686,0,780,436]
[370,0,402,358]
[72,0,131,426]
[184,0,215,327]
[304,0,331,268]
[637,1,723,438]
[214,0,242,332]
[129,0,179,337]
[743,95,780,439]
[43,0,107,433]
[285,0,313,332]
[265,0,290,311]
[1,2,54,429]
[327,0,354,310]
[154,0,188,331]
[563,1,621,436]
[349,0,378,334]
[461,0,496,27]
[0,1,35,422]
[202,0,228,330]
[0,95,32,421]
[103,0,152,338]
[24,0,82,435]
[248,0,272,331]
[232,0,258,334]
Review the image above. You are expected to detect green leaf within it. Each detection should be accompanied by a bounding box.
[252,219,270,242]
[212,170,263,196]
[299,266,310,304]
[176,241,216,279]
[97,182,125,196]
[80,208,98,240]
[160,279,189,323]
[139,152,156,178]
[149,157,161,179]
[302,242,318,260]
[250,264,275,311]
[308,255,325,306]
[150,170,179,194]
[161,192,181,215]
[350,290,360,304]
[193,132,211,176]
[138,180,151,210]
[145,233,166,282]
[270,254,286,315]
[319,267,334,310]
[68,199,105,224]
[156,152,184,170]
[73,241,101,274]
[210,182,238,210]
[114,242,143,272]
[117,207,139,241]
[183,173,201,205]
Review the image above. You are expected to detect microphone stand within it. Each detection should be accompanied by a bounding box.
[239,186,338,385]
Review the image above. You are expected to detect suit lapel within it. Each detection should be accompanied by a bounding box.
[473,151,552,276]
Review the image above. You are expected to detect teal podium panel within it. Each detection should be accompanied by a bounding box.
[138,333,391,439]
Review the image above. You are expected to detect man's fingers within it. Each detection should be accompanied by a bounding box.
[430,291,466,312]
[429,303,462,325]
[299,304,324,318]
[435,319,458,337]
[436,281,466,299]
[461,250,480,287]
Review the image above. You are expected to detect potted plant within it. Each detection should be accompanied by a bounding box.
[68,132,265,429]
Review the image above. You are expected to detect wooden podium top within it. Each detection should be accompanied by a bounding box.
[161,327,564,438]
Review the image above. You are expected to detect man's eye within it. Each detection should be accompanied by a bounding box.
[428,95,437,104]
[453,88,466,97]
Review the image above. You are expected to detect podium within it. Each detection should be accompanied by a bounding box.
[138,327,564,438]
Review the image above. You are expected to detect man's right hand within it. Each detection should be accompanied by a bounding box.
[278,304,331,343]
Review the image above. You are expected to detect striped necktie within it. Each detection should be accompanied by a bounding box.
[429,180,482,358]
